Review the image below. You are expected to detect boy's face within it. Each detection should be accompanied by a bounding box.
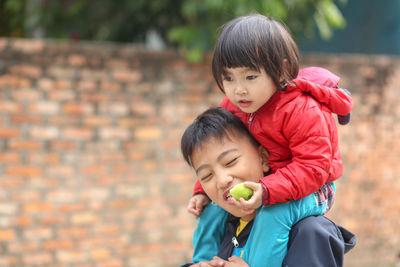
[191,132,269,221]
[222,67,277,113]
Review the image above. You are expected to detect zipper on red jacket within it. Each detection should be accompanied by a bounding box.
[248,112,256,128]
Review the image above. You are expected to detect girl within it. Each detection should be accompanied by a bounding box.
[188,14,353,221]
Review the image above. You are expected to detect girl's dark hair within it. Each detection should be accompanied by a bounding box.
[181,107,259,167]
[212,14,300,92]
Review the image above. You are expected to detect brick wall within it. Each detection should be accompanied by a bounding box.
[0,38,399,266]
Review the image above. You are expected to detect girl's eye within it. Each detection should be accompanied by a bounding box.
[225,157,238,166]
[200,173,212,181]
[247,75,257,80]
[223,76,233,82]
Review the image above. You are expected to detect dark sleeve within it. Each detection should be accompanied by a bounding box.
[283,215,356,267]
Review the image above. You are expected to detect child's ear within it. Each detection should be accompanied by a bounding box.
[258,146,270,173]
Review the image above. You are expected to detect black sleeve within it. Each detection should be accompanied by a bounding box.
[283,215,356,267]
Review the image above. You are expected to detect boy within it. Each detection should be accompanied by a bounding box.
[181,107,355,267]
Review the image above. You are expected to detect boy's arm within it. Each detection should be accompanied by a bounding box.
[260,105,339,205]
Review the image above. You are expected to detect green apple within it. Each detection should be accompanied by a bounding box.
[229,183,253,201]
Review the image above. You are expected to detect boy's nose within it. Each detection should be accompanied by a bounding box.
[216,174,233,190]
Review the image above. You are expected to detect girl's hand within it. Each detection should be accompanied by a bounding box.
[187,194,210,217]
[225,255,249,267]
[192,256,248,267]
[232,182,263,213]
[190,256,225,267]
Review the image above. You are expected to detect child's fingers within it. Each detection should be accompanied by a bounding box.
[243,181,261,191]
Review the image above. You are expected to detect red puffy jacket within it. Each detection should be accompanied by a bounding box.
[193,67,353,205]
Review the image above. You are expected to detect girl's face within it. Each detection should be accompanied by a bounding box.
[222,67,278,113]
[191,133,269,221]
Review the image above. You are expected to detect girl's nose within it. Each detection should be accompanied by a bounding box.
[235,85,247,96]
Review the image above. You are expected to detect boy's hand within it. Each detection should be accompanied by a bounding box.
[187,194,210,217]
[232,182,263,213]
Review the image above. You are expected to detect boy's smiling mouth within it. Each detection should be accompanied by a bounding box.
[223,188,235,202]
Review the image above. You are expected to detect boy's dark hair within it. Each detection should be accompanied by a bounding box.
[212,14,300,92]
[181,107,259,167]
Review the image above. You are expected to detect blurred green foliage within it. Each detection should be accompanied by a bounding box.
[0,0,346,62]
[0,0,26,37]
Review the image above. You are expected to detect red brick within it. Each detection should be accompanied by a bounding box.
[29,126,60,139]
[99,127,130,140]
[39,215,67,225]
[56,250,88,263]
[0,101,23,113]
[68,54,87,66]
[47,66,76,79]
[22,252,53,265]
[83,116,112,127]
[8,241,39,253]
[11,88,42,101]
[58,203,86,213]
[48,115,80,125]
[46,190,76,203]
[0,128,20,138]
[23,227,53,240]
[0,203,18,215]
[71,212,100,225]
[13,39,45,53]
[22,202,54,213]
[0,229,15,241]
[14,216,34,227]
[8,140,42,150]
[63,127,93,140]
[57,227,88,239]
[0,256,18,265]
[80,69,108,82]
[112,68,142,82]
[37,77,54,90]
[9,64,42,78]
[63,102,94,115]
[10,114,43,124]
[49,140,78,150]
[48,89,76,101]
[134,126,162,140]
[27,153,60,164]
[0,74,31,87]
[29,101,60,114]
[0,152,20,163]
[0,38,8,50]
[0,177,23,188]
[97,259,124,267]
[91,248,111,260]
[80,92,109,103]
[43,240,74,250]
[99,81,122,91]
[54,79,73,89]
[6,165,41,176]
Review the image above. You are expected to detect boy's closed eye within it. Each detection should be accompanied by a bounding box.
[225,157,239,167]
[200,173,212,181]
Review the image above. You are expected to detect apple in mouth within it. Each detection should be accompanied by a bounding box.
[229,183,253,201]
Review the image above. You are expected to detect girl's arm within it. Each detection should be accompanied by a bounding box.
[260,104,340,205]
[295,67,353,116]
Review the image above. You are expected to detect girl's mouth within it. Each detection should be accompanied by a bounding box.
[238,100,252,108]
